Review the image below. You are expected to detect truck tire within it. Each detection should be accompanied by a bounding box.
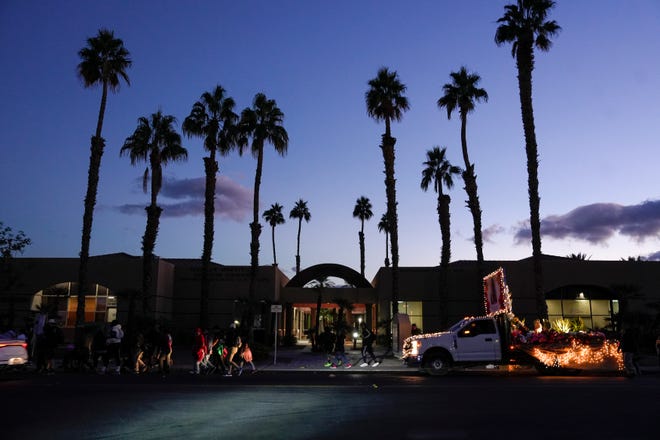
[425,353,451,376]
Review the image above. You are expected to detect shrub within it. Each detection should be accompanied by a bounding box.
[281,334,298,347]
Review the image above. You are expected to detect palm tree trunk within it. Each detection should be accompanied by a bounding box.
[200,152,218,329]
[271,225,277,265]
[314,288,322,351]
[384,231,390,267]
[247,144,264,342]
[439,193,451,267]
[249,145,264,301]
[381,127,399,352]
[439,193,451,329]
[295,219,302,274]
[516,38,547,319]
[76,81,109,344]
[358,228,365,278]
[141,204,162,314]
[460,113,485,290]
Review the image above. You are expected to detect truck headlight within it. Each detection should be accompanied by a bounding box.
[410,340,420,356]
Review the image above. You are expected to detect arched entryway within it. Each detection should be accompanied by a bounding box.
[282,264,376,345]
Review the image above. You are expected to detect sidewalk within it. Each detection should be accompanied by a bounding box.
[259,345,408,373]
[167,343,409,374]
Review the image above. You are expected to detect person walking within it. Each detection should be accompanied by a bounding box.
[158,327,173,375]
[621,327,641,377]
[226,335,243,376]
[239,341,256,375]
[331,328,351,369]
[358,322,379,367]
[90,327,107,372]
[43,318,63,375]
[103,320,124,374]
[190,327,207,375]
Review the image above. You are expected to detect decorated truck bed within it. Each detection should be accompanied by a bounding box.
[402,268,623,375]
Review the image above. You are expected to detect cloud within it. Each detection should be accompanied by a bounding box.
[482,224,505,243]
[514,200,660,244]
[646,251,660,261]
[117,175,252,222]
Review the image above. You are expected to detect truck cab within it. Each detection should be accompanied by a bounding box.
[403,315,511,375]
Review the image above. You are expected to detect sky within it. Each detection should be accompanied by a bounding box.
[1,0,660,282]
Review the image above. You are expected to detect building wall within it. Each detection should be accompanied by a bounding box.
[3,254,659,342]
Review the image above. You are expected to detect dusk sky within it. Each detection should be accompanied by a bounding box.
[2,0,659,282]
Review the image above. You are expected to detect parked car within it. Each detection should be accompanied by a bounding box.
[0,336,29,368]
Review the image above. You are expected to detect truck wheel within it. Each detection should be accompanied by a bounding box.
[426,353,451,376]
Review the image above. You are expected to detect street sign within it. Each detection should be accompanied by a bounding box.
[271,304,282,313]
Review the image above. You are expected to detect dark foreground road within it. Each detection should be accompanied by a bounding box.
[2,371,657,439]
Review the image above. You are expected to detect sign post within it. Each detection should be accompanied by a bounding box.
[271,304,282,365]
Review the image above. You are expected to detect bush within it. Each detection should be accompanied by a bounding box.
[281,334,298,347]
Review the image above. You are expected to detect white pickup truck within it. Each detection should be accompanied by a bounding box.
[402,314,541,375]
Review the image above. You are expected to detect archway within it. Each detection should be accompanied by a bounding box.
[286,263,373,288]
[283,264,375,347]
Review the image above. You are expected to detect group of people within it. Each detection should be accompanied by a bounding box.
[322,322,380,369]
[89,321,174,376]
[190,324,256,377]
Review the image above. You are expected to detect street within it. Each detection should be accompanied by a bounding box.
[2,370,657,439]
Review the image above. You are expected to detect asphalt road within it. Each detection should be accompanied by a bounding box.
[2,371,657,439]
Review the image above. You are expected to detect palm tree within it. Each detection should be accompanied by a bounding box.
[437,66,488,288]
[365,67,409,328]
[496,0,561,320]
[263,203,285,265]
[308,276,334,351]
[121,111,188,314]
[75,29,131,337]
[421,146,461,267]
[238,93,288,333]
[352,196,373,278]
[0,223,32,329]
[377,213,391,268]
[421,146,461,329]
[567,252,590,260]
[182,85,238,329]
[289,199,311,275]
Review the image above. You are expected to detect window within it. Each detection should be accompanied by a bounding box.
[33,282,116,328]
[546,286,618,331]
[458,319,496,337]
[396,301,423,333]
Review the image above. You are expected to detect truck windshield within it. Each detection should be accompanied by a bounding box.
[448,319,469,332]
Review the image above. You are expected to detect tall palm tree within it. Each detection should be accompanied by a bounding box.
[365,67,409,327]
[496,0,560,319]
[421,146,461,267]
[75,29,131,337]
[289,199,311,275]
[377,213,391,268]
[352,196,373,278]
[437,66,488,288]
[263,203,285,265]
[421,146,461,329]
[182,85,238,329]
[121,111,188,314]
[238,93,288,333]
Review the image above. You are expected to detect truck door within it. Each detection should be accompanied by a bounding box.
[455,319,500,362]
